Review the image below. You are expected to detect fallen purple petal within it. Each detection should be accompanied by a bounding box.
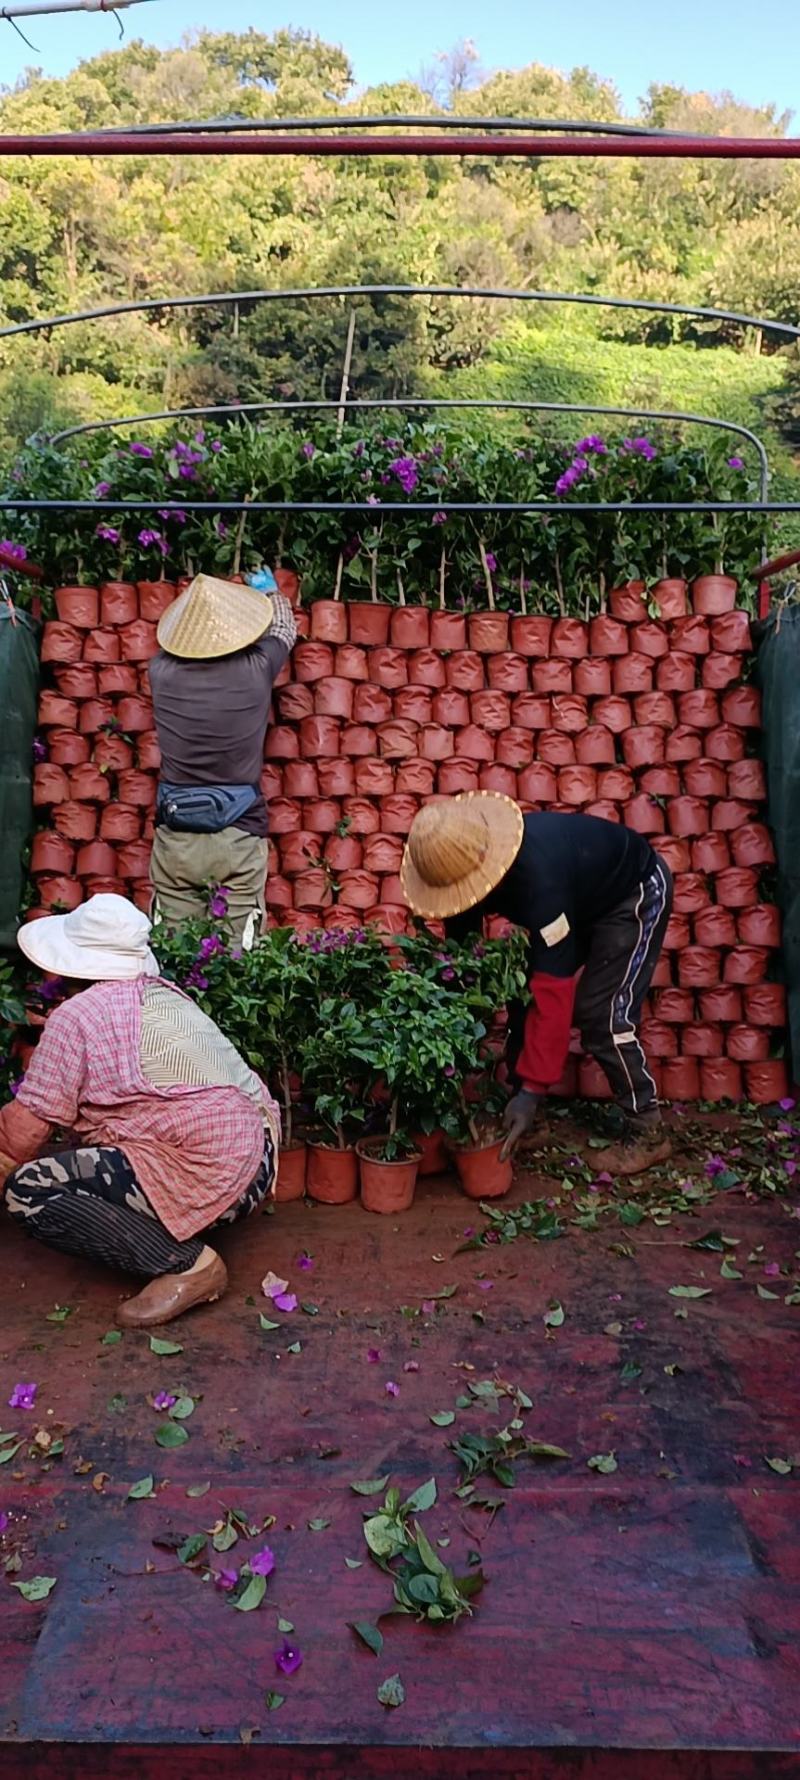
[0,1512,9,1533]
[477,1280,494,1292]
[780,1097,796,1112]
[274,1638,303,1676]
[273,1292,298,1314]
[152,1392,177,1412]
[249,1545,275,1577]
[403,1360,419,1374]
[296,1254,314,1271]
[764,1262,781,1277]
[385,1381,400,1398]
[367,1348,381,1364]
[421,1300,436,1315]
[215,1568,238,1591]
[8,1382,37,1411]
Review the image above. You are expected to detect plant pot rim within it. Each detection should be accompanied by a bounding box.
[356,1137,422,1165]
[448,1127,505,1154]
[307,1135,357,1153]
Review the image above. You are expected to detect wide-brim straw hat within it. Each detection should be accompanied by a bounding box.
[157,573,274,659]
[400,793,524,921]
[18,893,159,981]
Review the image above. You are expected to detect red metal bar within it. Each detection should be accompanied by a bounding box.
[0,543,42,578]
[1,131,800,157]
[752,547,800,580]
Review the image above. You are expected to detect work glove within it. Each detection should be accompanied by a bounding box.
[500,1088,541,1161]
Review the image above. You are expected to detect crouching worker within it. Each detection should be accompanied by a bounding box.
[0,895,280,1327]
[400,796,673,1176]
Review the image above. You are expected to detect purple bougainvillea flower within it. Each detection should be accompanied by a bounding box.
[421,1299,436,1315]
[403,1359,419,1373]
[484,551,497,573]
[764,1261,781,1277]
[0,539,26,561]
[32,737,47,763]
[301,442,315,460]
[367,1348,381,1364]
[296,1253,314,1271]
[780,1097,796,1113]
[443,1064,456,1078]
[96,524,120,544]
[727,456,744,469]
[0,1512,9,1532]
[94,481,111,498]
[575,435,607,455]
[129,442,154,458]
[8,1382,36,1410]
[274,1638,303,1676]
[210,439,222,452]
[705,1155,726,1178]
[385,1381,400,1398]
[622,436,657,461]
[215,1567,238,1591]
[249,1546,275,1577]
[198,934,225,962]
[153,1391,177,1411]
[215,517,228,539]
[388,455,419,494]
[273,1292,298,1313]
[633,1318,647,1332]
[209,887,229,918]
[477,1279,494,1292]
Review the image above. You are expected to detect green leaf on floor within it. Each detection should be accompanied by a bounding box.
[177,1534,207,1566]
[265,1692,285,1712]
[234,1573,267,1612]
[46,1305,73,1323]
[107,1394,127,1414]
[101,1329,123,1345]
[0,1443,22,1466]
[127,1474,155,1500]
[689,1230,725,1252]
[377,1673,405,1709]
[756,1284,780,1300]
[213,1521,238,1553]
[350,1476,390,1496]
[259,1315,279,1331]
[403,1478,437,1513]
[349,1621,383,1656]
[155,1421,189,1449]
[429,1411,456,1427]
[764,1456,793,1475]
[286,1342,302,1355]
[618,1203,645,1228]
[587,1453,618,1474]
[301,1303,319,1316]
[186,1482,211,1498]
[307,1518,330,1532]
[543,1301,565,1328]
[344,1557,363,1569]
[149,1337,183,1356]
[169,1396,196,1421]
[620,1361,642,1385]
[13,1576,57,1601]
[720,1257,743,1279]
[668,1286,711,1299]
[277,1617,294,1634]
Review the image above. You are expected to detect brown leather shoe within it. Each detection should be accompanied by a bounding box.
[591,1130,673,1179]
[116,1253,228,1329]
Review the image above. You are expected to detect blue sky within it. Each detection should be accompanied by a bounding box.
[2,0,799,122]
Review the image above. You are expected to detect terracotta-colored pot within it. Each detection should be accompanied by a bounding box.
[486,653,528,694]
[551,617,587,659]
[82,629,121,665]
[93,733,134,773]
[533,659,573,695]
[41,622,84,665]
[138,581,176,621]
[712,799,755,834]
[517,762,558,802]
[379,795,419,835]
[667,796,708,838]
[745,1061,790,1105]
[334,644,369,682]
[379,875,406,905]
[721,686,761,729]
[577,1057,613,1099]
[698,986,742,1022]
[682,759,725,799]
[338,870,380,910]
[307,1142,359,1204]
[293,869,333,913]
[510,616,552,657]
[649,955,672,985]
[304,799,342,835]
[353,759,394,797]
[31,833,75,876]
[622,727,665,768]
[709,610,750,656]
[737,904,780,947]
[407,649,445,691]
[314,678,354,721]
[702,653,743,692]
[730,823,775,868]
[116,696,154,734]
[282,832,323,874]
[438,761,479,794]
[54,665,98,699]
[654,988,695,1023]
[694,906,737,947]
[661,1057,701,1099]
[726,1025,770,1064]
[727,759,765,802]
[430,611,466,651]
[705,725,745,764]
[33,764,70,807]
[430,688,468,728]
[378,719,419,760]
[54,801,97,841]
[310,600,348,643]
[640,766,680,798]
[340,725,376,758]
[593,696,633,735]
[83,876,122,900]
[692,574,737,616]
[300,717,341,759]
[665,727,703,763]
[39,690,79,730]
[723,946,769,985]
[468,612,509,654]
[284,763,319,800]
[274,568,300,606]
[573,658,611,696]
[357,1139,420,1214]
[743,984,786,1026]
[558,765,597,806]
[624,794,665,835]
[478,764,515,798]
[510,695,550,732]
[353,685,392,725]
[589,615,629,657]
[639,1018,678,1058]
[633,691,675,729]
[47,729,90,768]
[318,761,357,799]
[716,867,758,909]
[676,690,719,731]
[347,603,392,647]
[419,724,454,762]
[55,584,100,627]
[78,698,115,736]
[395,688,433,726]
[700,1059,743,1102]
[343,798,382,836]
[445,652,486,693]
[368,904,410,936]
[537,731,575,767]
[690,833,729,874]
[454,725,495,762]
[415,1129,449,1177]
[294,642,335,684]
[677,947,721,987]
[671,616,711,656]
[75,839,117,879]
[390,607,429,650]
[70,763,112,804]
[671,873,710,915]
[652,836,691,873]
[655,653,696,693]
[100,582,138,626]
[270,798,303,835]
[119,620,157,663]
[451,1135,512,1199]
[576,727,615,766]
[609,582,647,622]
[100,804,142,843]
[38,875,84,912]
[274,1144,307,1202]
[96,664,138,697]
[276,685,314,723]
[551,695,588,735]
[115,839,151,880]
[369,647,409,691]
[612,655,653,695]
[469,691,510,733]
[362,834,403,873]
[651,579,688,620]
[631,620,669,659]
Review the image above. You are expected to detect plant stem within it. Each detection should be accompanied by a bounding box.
[478,538,495,611]
[554,548,566,618]
[333,551,344,602]
[518,567,527,616]
[389,1095,398,1136]
[438,542,447,610]
[232,492,251,577]
[396,567,406,606]
[280,1059,292,1149]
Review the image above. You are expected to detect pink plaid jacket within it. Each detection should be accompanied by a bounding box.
[12,978,280,1239]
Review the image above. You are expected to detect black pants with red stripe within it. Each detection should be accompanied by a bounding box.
[508,861,673,1122]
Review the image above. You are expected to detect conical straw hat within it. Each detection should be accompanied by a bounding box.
[156,574,274,659]
[401,792,524,920]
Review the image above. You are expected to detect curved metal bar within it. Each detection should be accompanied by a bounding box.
[99,115,690,140]
[1,129,800,158]
[1,283,798,345]
[1,498,796,513]
[49,395,769,504]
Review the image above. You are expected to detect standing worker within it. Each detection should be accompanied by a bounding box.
[400,794,673,1176]
[149,572,297,943]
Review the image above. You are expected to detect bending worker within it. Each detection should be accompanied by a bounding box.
[150,571,297,942]
[401,794,673,1176]
[0,895,280,1327]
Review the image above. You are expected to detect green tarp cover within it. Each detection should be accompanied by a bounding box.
[0,606,40,948]
[755,602,800,1079]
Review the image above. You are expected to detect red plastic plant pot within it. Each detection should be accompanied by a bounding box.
[612,655,653,695]
[577,1056,614,1099]
[699,1058,743,1102]
[655,653,696,693]
[677,690,720,730]
[284,762,320,800]
[430,688,468,728]
[640,766,680,798]
[738,904,781,947]
[100,582,138,625]
[651,579,688,619]
[378,719,419,760]
[293,869,333,913]
[585,799,621,823]
[468,612,510,654]
[75,838,119,879]
[54,665,98,700]
[362,834,403,873]
[744,1060,790,1104]
[318,760,356,798]
[269,797,303,835]
[667,796,709,839]
[310,600,348,643]
[702,653,743,691]
[390,606,430,649]
[573,658,611,696]
[137,581,176,622]
[470,691,512,733]
[665,726,703,764]
[46,729,90,768]
[478,764,517,796]
[654,987,695,1022]
[454,725,495,762]
[517,762,558,802]
[282,832,323,874]
[38,875,84,912]
[682,1023,724,1059]
[119,620,158,663]
[82,629,122,666]
[334,644,369,682]
[306,1142,359,1204]
[274,1144,307,1203]
[419,724,454,762]
[625,794,666,835]
[314,678,354,720]
[712,799,756,834]
[533,658,573,695]
[351,685,391,726]
[339,870,380,911]
[723,946,769,984]
[276,684,314,722]
[634,691,676,728]
[590,615,629,657]
[609,582,647,622]
[648,953,672,986]
[622,726,666,768]
[597,766,634,802]
[41,622,85,665]
[100,804,143,844]
[576,727,616,766]
[551,694,589,735]
[354,758,394,797]
[710,610,751,654]
[445,651,486,693]
[511,694,552,731]
[274,568,300,605]
[727,759,766,801]
[78,698,115,737]
[705,725,745,764]
[347,603,392,647]
[414,1128,450,1177]
[357,1140,420,1215]
[438,760,479,795]
[294,641,336,684]
[631,617,672,660]
[715,867,759,909]
[537,730,576,767]
[652,835,691,873]
[299,716,341,759]
[70,763,113,804]
[130,878,154,913]
[93,733,134,774]
[661,1056,701,1099]
[96,664,138,697]
[694,905,737,947]
[721,686,761,728]
[339,725,375,758]
[743,983,786,1025]
[558,765,597,805]
[379,795,420,836]
[395,688,433,725]
[676,945,720,986]
[39,690,79,730]
[691,574,738,616]
[430,611,466,651]
[639,1018,678,1058]
[265,727,299,761]
[369,647,409,691]
[33,763,70,807]
[551,617,587,659]
[683,759,727,798]
[116,696,154,734]
[53,801,97,842]
[31,833,75,876]
[303,799,343,835]
[671,615,711,656]
[592,695,633,735]
[451,1135,513,1200]
[690,833,729,874]
[367,903,410,936]
[486,652,528,694]
[54,585,100,627]
[727,1024,771,1063]
[672,873,712,915]
[510,616,552,657]
[343,797,382,836]
[698,986,742,1022]
[407,648,446,690]
[379,874,406,905]
[730,823,775,868]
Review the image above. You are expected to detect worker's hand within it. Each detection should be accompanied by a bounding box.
[500,1089,541,1161]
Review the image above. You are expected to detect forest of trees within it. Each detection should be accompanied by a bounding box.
[0,28,799,477]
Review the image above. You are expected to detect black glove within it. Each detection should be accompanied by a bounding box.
[500,1089,541,1160]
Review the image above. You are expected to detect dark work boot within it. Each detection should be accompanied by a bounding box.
[591,1112,672,1179]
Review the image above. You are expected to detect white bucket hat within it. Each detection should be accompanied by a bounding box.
[17,893,160,981]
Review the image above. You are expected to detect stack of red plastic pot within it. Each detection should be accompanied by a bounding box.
[29,573,788,1104]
